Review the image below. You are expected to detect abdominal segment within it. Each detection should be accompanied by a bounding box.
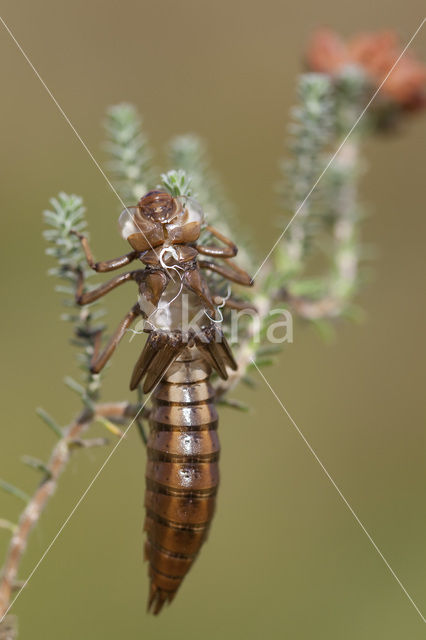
[144,352,219,614]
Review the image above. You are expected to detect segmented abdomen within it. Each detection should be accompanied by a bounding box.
[144,349,219,614]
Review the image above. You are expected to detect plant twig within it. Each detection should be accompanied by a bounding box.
[0,614,17,640]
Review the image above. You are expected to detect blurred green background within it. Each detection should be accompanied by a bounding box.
[0,1,425,638]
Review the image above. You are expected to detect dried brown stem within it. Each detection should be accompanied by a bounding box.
[0,401,141,619]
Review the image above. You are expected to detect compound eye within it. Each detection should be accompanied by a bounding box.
[118,207,139,240]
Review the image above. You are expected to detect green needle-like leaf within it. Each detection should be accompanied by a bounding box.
[0,519,18,534]
[217,398,249,412]
[21,456,51,478]
[0,480,30,503]
[36,407,63,438]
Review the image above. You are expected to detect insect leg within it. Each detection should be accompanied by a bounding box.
[195,225,238,258]
[75,270,139,305]
[90,303,143,373]
[71,230,139,272]
[198,259,253,286]
[213,296,258,312]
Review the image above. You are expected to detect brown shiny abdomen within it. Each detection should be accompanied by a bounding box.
[144,350,219,614]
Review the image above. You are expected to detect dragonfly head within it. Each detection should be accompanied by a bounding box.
[137,190,178,224]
